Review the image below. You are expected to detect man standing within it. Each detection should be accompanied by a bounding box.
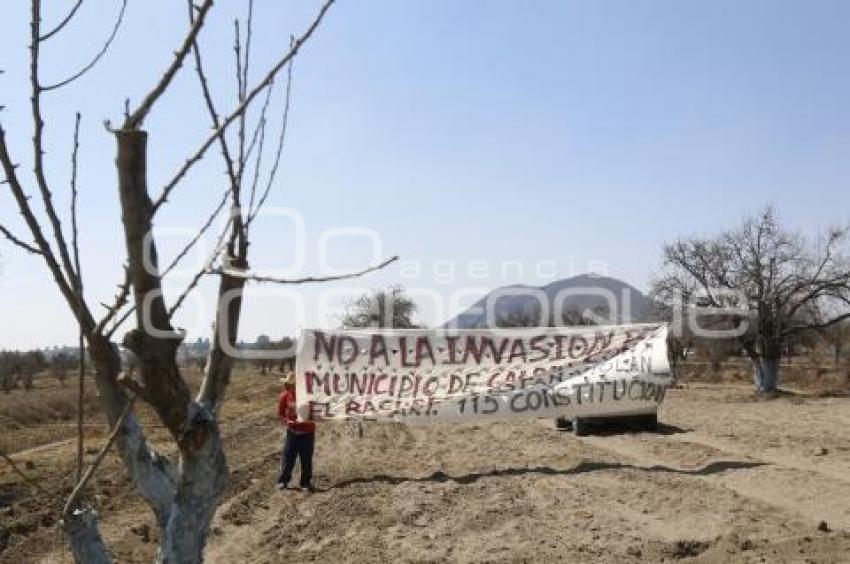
[277,372,316,492]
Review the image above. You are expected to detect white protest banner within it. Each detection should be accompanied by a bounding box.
[295,324,671,424]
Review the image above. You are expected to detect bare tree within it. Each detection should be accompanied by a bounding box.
[0,350,47,391]
[652,207,850,393]
[0,352,24,392]
[495,306,543,328]
[340,285,421,329]
[0,1,397,561]
[494,302,603,328]
[51,351,74,387]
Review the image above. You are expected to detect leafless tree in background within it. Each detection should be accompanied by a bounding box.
[0,1,397,561]
[0,351,46,392]
[652,207,850,394]
[492,302,605,328]
[51,350,75,387]
[340,285,421,329]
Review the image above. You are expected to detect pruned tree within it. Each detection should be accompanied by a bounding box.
[340,285,421,329]
[51,351,75,386]
[652,207,850,393]
[0,350,47,391]
[0,1,397,561]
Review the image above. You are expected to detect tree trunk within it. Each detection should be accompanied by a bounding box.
[112,128,229,563]
[63,333,177,563]
[115,129,192,438]
[752,357,779,394]
[64,508,111,564]
[158,409,228,563]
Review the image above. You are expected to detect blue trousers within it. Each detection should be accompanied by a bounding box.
[278,430,314,488]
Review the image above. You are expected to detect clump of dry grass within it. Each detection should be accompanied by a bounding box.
[0,373,100,454]
[678,352,849,392]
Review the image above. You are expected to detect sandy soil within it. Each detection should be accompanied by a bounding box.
[1,373,849,563]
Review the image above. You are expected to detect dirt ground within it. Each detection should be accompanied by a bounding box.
[1,368,849,563]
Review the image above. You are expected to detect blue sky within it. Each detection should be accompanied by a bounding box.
[1,0,848,348]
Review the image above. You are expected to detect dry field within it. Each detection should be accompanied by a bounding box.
[1,365,849,563]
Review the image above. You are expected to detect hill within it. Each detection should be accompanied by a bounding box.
[444,274,657,328]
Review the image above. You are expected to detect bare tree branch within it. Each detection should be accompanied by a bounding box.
[234,19,246,184]
[783,311,850,336]
[164,188,230,277]
[242,0,255,108]
[0,223,43,255]
[188,4,249,266]
[248,39,294,225]
[95,268,130,334]
[124,0,214,129]
[70,113,82,273]
[39,0,84,41]
[151,0,336,214]
[42,0,128,91]
[0,125,79,313]
[30,0,81,292]
[188,0,240,200]
[242,80,274,190]
[209,255,400,285]
[168,213,233,318]
[166,270,206,321]
[246,102,269,216]
[70,111,86,483]
[100,189,231,334]
[105,304,133,340]
[0,450,52,497]
[228,75,275,259]
[189,1,258,410]
[234,0,256,183]
[63,395,136,516]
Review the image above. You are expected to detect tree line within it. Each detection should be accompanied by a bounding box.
[0,349,88,392]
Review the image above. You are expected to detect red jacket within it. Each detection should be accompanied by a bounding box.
[278,387,316,434]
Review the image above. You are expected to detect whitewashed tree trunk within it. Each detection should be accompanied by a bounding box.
[64,508,112,564]
[752,357,779,394]
[158,409,228,563]
[62,129,234,564]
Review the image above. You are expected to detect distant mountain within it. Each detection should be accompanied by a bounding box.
[444,274,657,328]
